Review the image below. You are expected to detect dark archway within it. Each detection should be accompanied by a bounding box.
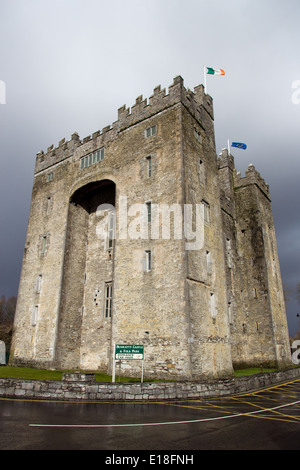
[70,179,116,213]
[54,180,116,370]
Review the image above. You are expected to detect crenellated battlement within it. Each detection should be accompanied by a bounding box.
[34,76,214,174]
[234,163,271,200]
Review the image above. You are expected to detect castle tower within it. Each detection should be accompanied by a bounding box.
[10,76,291,379]
[232,164,291,368]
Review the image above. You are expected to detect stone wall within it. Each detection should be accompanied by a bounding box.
[0,368,299,402]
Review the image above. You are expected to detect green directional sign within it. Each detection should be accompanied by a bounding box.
[115,344,144,360]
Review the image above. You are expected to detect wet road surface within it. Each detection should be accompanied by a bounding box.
[1,378,300,450]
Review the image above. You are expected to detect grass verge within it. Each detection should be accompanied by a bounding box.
[0,366,282,381]
[0,366,157,382]
[234,368,277,377]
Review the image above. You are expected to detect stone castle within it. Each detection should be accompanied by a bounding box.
[10,76,291,379]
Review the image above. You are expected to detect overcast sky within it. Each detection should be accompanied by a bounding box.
[0,0,299,335]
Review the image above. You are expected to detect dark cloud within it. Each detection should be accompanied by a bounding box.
[0,0,299,334]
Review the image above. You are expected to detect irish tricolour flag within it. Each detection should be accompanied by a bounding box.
[206,67,225,75]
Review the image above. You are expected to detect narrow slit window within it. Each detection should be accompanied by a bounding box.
[228,302,233,324]
[107,212,115,249]
[206,251,212,275]
[210,293,216,319]
[146,156,152,177]
[46,172,53,182]
[32,305,39,326]
[105,282,113,318]
[199,159,205,185]
[35,275,42,294]
[202,200,210,224]
[41,236,47,255]
[46,196,52,215]
[145,250,152,272]
[194,128,201,142]
[146,202,151,223]
[226,238,232,268]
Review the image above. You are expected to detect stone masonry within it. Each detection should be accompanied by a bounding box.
[10,76,291,379]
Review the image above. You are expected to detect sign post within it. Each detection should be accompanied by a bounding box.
[112,344,144,383]
[112,344,116,383]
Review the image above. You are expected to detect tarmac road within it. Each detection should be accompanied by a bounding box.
[1,378,300,451]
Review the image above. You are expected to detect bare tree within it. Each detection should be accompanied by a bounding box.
[283,283,293,304]
[0,295,16,324]
[296,283,300,305]
[0,296,17,355]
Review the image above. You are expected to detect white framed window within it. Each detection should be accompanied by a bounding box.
[104,282,113,318]
[80,147,104,169]
[145,125,157,138]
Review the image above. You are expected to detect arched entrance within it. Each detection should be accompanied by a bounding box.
[54,180,116,370]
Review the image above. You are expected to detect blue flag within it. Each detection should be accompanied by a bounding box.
[231,142,247,150]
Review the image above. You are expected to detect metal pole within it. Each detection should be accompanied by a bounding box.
[112,343,116,383]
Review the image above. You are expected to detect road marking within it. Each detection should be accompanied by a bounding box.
[29,400,300,428]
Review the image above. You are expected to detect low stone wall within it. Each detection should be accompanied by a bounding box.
[0,368,300,402]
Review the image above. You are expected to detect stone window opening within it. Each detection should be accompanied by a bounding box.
[202,200,210,224]
[210,292,216,319]
[80,147,104,169]
[104,282,113,318]
[46,196,52,215]
[206,250,212,276]
[228,302,233,324]
[107,211,115,250]
[194,128,201,142]
[40,234,49,256]
[198,159,206,185]
[146,156,152,177]
[31,305,39,327]
[145,125,157,138]
[35,275,42,294]
[46,172,53,182]
[145,201,151,223]
[145,250,152,272]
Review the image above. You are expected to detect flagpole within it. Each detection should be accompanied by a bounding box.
[204,66,207,94]
[227,139,230,155]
